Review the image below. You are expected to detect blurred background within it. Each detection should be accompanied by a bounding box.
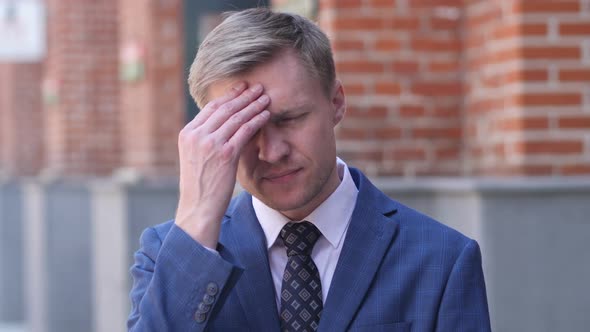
[1,0,589,331]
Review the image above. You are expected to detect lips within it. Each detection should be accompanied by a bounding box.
[263,168,302,183]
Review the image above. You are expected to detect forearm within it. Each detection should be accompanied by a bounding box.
[128,225,237,331]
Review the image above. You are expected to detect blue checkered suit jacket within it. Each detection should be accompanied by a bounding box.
[128,168,491,331]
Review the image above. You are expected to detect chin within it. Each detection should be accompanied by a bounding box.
[257,190,311,214]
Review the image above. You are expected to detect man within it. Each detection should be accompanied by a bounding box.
[128,8,491,332]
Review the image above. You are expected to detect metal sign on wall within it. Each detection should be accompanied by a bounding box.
[0,0,46,62]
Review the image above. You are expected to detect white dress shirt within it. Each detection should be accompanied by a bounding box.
[253,158,359,308]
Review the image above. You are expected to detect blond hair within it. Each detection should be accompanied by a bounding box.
[188,7,335,108]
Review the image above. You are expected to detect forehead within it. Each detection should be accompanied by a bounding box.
[207,50,326,110]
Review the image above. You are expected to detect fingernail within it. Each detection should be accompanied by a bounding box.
[258,95,269,103]
[232,82,246,91]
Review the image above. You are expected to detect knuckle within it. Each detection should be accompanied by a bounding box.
[240,123,253,134]
[206,99,221,110]
[178,128,192,142]
[216,104,233,116]
[220,144,235,161]
[199,136,216,151]
[229,112,244,124]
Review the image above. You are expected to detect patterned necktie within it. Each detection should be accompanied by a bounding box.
[279,221,323,332]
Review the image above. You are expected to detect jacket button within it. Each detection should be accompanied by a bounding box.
[194,311,207,323]
[198,302,211,313]
[206,282,219,296]
[203,294,215,305]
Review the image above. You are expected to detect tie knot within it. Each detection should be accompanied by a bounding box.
[280,221,321,257]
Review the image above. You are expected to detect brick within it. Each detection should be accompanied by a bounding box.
[368,0,394,8]
[337,127,368,139]
[336,60,384,73]
[428,60,460,73]
[375,128,402,139]
[432,106,459,118]
[488,47,521,64]
[321,0,363,9]
[466,98,502,114]
[522,46,580,60]
[559,69,590,81]
[332,38,364,51]
[391,61,420,75]
[399,105,426,118]
[513,93,582,106]
[366,106,390,117]
[430,16,460,31]
[411,37,461,53]
[435,147,459,160]
[558,116,590,128]
[409,0,462,8]
[512,1,580,14]
[339,149,383,161]
[375,38,401,51]
[513,140,584,155]
[492,23,548,40]
[343,82,367,95]
[411,82,462,97]
[497,117,549,131]
[560,23,590,36]
[390,147,427,160]
[332,17,383,30]
[505,69,548,83]
[375,81,402,95]
[561,164,590,175]
[413,127,462,139]
[388,17,420,31]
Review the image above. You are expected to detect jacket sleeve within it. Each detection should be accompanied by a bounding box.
[127,224,238,332]
[436,239,492,332]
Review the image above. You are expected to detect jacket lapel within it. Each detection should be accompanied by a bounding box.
[318,169,400,331]
[219,193,281,331]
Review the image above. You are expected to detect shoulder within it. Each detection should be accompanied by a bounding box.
[350,167,472,253]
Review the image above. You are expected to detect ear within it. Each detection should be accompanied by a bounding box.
[330,79,346,126]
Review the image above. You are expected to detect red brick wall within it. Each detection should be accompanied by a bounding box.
[1,0,589,178]
[0,63,43,177]
[119,0,184,178]
[321,0,464,177]
[465,0,590,176]
[43,0,121,176]
[321,0,590,177]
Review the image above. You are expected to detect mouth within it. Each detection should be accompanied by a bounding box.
[263,168,302,183]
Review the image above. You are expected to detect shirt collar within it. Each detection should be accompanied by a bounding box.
[253,158,359,250]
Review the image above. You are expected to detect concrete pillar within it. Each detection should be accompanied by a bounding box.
[89,179,179,332]
[23,182,93,332]
[22,182,47,332]
[91,183,127,332]
[0,182,24,322]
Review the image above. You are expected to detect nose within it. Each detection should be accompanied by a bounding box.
[256,126,290,164]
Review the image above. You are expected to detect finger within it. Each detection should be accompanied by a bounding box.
[212,93,270,142]
[226,110,270,153]
[185,81,247,130]
[200,83,266,133]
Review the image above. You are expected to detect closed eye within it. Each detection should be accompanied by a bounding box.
[274,113,306,127]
